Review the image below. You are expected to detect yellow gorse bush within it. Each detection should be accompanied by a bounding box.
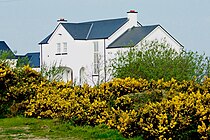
[0,64,45,117]
[138,90,210,139]
[0,63,209,139]
[23,77,210,139]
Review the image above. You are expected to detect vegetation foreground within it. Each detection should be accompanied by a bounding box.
[0,63,210,139]
[0,117,142,140]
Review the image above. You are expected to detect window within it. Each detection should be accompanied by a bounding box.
[63,42,67,53]
[56,42,68,55]
[93,42,99,75]
[57,43,61,53]
[79,67,86,85]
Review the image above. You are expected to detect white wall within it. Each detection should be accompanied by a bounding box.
[41,24,107,85]
[140,26,183,52]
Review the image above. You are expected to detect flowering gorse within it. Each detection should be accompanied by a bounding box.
[0,64,209,139]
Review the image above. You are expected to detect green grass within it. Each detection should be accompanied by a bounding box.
[0,116,143,140]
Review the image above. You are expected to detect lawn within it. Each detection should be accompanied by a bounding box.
[0,117,143,140]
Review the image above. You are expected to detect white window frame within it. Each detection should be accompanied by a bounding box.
[63,42,67,53]
[93,42,99,75]
[57,43,61,54]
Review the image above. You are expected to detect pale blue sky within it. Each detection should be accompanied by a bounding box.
[0,0,209,55]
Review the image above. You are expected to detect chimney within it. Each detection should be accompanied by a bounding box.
[57,18,67,23]
[127,10,138,27]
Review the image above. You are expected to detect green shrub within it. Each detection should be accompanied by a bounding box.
[110,41,210,82]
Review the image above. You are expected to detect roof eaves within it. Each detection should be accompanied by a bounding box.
[107,45,134,49]
[137,21,142,26]
[39,23,61,45]
[158,25,184,48]
[39,33,52,45]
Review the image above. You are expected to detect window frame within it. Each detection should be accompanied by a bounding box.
[93,42,99,75]
[63,42,67,53]
[55,42,68,55]
[57,43,61,54]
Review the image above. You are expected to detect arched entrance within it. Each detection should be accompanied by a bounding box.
[60,66,73,82]
[79,67,86,85]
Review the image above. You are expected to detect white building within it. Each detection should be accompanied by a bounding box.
[39,10,183,85]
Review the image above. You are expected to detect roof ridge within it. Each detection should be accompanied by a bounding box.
[80,17,127,24]
[141,24,159,27]
[86,23,94,39]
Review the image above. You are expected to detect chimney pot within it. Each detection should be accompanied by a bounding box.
[57,18,67,23]
[127,10,138,13]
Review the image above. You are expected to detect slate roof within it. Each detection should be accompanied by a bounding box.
[16,52,40,68]
[0,41,15,58]
[25,52,40,68]
[39,33,53,44]
[39,18,128,44]
[108,25,159,48]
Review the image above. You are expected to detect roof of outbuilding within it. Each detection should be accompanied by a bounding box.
[0,41,15,58]
[108,25,159,48]
[39,18,128,44]
[25,52,40,68]
[0,41,13,52]
[16,52,40,68]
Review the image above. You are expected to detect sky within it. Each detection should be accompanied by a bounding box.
[0,0,209,55]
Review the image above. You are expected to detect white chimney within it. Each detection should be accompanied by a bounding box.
[57,18,67,23]
[127,10,138,27]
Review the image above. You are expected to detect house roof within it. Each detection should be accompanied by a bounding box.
[39,33,53,45]
[39,18,128,44]
[0,41,15,58]
[108,25,159,48]
[16,52,40,68]
[0,41,11,51]
[108,24,183,49]
[25,52,40,68]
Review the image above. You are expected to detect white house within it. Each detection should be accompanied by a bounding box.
[39,10,183,85]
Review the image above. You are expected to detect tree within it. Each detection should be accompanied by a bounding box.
[0,50,30,68]
[41,62,65,82]
[0,50,16,67]
[16,56,30,67]
[110,41,210,82]
[85,54,112,86]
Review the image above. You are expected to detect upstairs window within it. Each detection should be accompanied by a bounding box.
[57,43,61,53]
[63,42,67,53]
[56,42,68,55]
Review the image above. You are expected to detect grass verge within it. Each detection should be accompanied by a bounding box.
[0,116,143,140]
